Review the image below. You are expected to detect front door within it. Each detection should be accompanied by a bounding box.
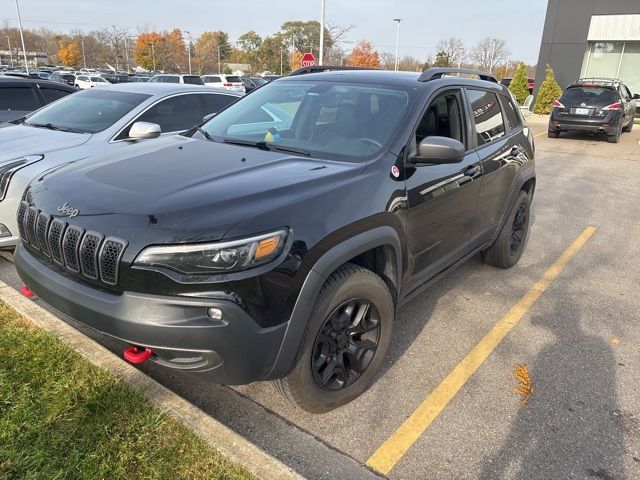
[404,89,482,293]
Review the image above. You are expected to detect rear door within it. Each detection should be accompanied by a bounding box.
[466,88,527,245]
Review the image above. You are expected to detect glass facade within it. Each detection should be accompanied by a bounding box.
[583,42,640,94]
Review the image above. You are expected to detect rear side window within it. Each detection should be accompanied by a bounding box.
[467,90,506,146]
[226,76,241,83]
[137,94,202,133]
[501,95,521,130]
[40,88,71,104]
[0,87,40,111]
[204,76,221,83]
[202,94,238,114]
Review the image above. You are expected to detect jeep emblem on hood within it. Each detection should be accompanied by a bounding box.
[57,202,79,218]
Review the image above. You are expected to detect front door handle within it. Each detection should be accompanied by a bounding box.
[464,165,481,178]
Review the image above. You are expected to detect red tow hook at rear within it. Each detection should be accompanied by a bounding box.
[20,285,36,299]
[123,346,153,364]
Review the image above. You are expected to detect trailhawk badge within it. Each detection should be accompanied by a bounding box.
[57,202,80,218]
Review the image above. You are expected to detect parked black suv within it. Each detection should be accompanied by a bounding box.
[0,77,76,122]
[15,67,535,412]
[549,78,638,143]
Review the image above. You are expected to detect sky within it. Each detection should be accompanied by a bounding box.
[2,0,549,64]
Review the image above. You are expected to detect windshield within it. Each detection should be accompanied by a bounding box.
[200,80,412,162]
[25,89,151,134]
[563,86,618,104]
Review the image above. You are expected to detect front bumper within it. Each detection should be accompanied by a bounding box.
[14,244,288,385]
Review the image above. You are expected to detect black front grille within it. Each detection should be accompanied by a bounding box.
[17,201,127,287]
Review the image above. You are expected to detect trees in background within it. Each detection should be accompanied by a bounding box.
[58,43,79,67]
[348,40,380,68]
[509,63,530,104]
[469,37,510,73]
[434,38,464,67]
[533,65,562,114]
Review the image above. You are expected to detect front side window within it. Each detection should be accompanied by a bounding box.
[136,94,202,133]
[467,90,506,146]
[0,87,40,111]
[25,89,150,133]
[415,91,464,146]
[202,94,238,114]
[200,80,413,162]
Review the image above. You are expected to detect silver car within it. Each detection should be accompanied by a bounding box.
[0,83,242,248]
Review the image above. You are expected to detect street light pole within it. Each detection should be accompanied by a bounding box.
[81,37,87,69]
[15,0,29,74]
[319,0,326,65]
[217,46,221,74]
[6,37,14,66]
[184,31,192,74]
[150,44,156,71]
[393,18,402,71]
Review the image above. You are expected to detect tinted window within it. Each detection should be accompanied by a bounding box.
[501,95,520,130]
[202,94,238,114]
[204,76,221,83]
[0,87,40,111]
[26,89,150,133]
[40,88,71,104]
[467,90,506,145]
[415,91,464,145]
[226,76,241,83]
[183,75,204,85]
[137,94,202,132]
[562,87,618,103]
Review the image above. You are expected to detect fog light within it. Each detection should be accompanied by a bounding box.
[0,224,11,238]
[207,308,223,321]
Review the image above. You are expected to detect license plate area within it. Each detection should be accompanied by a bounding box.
[573,107,591,115]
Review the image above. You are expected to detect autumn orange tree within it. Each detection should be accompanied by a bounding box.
[58,42,80,67]
[134,32,164,70]
[348,40,380,68]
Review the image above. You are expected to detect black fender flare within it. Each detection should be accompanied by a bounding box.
[265,226,402,379]
[492,163,536,242]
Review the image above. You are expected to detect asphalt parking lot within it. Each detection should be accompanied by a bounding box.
[2,117,639,480]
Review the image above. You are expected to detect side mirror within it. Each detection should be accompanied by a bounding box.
[411,136,465,165]
[633,93,640,100]
[128,121,161,140]
[202,112,217,123]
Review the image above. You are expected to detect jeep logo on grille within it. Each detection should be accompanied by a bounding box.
[57,202,79,218]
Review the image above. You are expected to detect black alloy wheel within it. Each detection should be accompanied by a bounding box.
[311,298,381,391]
[510,205,527,256]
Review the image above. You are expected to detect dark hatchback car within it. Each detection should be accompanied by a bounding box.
[50,71,76,87]
[549,78,638,143]
[500,77,535,94]
[0,77,76,122]
[16,68,535,412]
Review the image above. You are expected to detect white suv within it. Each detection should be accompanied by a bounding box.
[75,75,110,89]
[148,74,204,85]
[201,74,245,92]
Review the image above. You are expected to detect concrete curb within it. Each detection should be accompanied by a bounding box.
[0,280,304,480]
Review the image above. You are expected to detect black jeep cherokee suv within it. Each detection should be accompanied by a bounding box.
[15,67,535,413]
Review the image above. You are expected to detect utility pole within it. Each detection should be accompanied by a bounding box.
[217,46,221,74]
[124,36,130,73]
[319,0,326,65]
[81,37,87,69]
[15,0,29,74]
[183,31,192,74]
[150,44,156,71]
[393,18,402,71]
[6,37,13,66]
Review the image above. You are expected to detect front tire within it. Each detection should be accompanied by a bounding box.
[482,190,531,269]
[548,130,560,138]
[274,263,394,413]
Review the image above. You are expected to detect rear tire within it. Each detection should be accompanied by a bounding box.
[623,119,634,133]
[607,124,621,143]
[547,130,560,138]
[482,190,531,269]
[274,263,394,413]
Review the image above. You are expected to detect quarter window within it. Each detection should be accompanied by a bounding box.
[501,95,521,130]
[467,90,506,146]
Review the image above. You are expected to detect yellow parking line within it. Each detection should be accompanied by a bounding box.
[534,131,547,137]
[366,226,597,475]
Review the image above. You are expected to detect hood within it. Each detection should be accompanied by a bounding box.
[0,123,91,162]
[26,135,364,248]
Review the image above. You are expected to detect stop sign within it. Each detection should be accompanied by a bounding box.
[301,52,316,68]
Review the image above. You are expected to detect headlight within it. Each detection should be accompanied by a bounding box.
[0,155,44,201]
[134,229,288,275]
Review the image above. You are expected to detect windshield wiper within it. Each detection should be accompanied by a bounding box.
[196,126,216,142]
[26,122,85,134]
[223,138,311,157]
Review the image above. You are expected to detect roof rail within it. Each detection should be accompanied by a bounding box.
[288,65,377,76]
[575,77,619,84]
[418,67,498,84]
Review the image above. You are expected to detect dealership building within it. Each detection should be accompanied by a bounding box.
[535,0,640,94]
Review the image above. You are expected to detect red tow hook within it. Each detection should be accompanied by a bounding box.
[123,346,153,364]
[20,285,36,299]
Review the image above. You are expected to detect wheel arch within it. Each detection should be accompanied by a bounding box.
[265,226,402,379]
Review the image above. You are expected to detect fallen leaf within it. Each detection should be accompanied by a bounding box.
[512,364,533,406]
[611,338,620,346]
